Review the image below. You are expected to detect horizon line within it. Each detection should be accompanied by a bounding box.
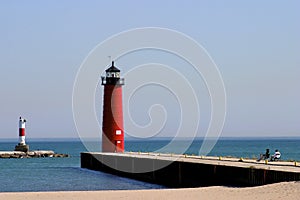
[0,136,300,142]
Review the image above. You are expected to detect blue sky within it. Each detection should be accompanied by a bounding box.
[0,1,299,139]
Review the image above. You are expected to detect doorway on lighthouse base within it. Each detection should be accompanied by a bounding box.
[115,140,123,153]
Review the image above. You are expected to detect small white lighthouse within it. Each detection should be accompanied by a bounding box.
[15,116,29,152]
[19,117,26,145]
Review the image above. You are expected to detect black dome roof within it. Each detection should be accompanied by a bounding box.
[105,61,120,72]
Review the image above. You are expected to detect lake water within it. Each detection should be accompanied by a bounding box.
[0,138,299,192]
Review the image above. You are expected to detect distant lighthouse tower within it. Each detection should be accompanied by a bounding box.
[19,117,26,145]
[15,116,30,152]
[101,61,125,152]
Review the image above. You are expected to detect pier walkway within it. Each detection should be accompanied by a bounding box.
[81,152,300,187]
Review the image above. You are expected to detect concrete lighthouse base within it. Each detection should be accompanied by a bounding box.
[14,144,30,152]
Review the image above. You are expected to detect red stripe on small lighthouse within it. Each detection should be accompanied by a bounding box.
[19,128,25,136]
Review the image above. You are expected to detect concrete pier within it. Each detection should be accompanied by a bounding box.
[81,152,300,187]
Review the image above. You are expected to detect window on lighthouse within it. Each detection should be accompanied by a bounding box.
[116,130,122,135]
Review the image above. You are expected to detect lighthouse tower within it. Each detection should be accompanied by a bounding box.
[15,116,30,152]
[101,61,125,152]
[19,117,26,145]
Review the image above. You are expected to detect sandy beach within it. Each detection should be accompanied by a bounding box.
[0,181,299,200]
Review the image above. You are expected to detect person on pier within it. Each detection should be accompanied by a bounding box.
[270,149,281,161]
[257,149,270,161]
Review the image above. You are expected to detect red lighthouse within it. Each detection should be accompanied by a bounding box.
[101,61,125,152]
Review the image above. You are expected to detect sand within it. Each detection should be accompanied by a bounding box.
[0,182,299,200]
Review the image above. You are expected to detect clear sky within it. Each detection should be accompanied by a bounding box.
[0,1,299,139]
